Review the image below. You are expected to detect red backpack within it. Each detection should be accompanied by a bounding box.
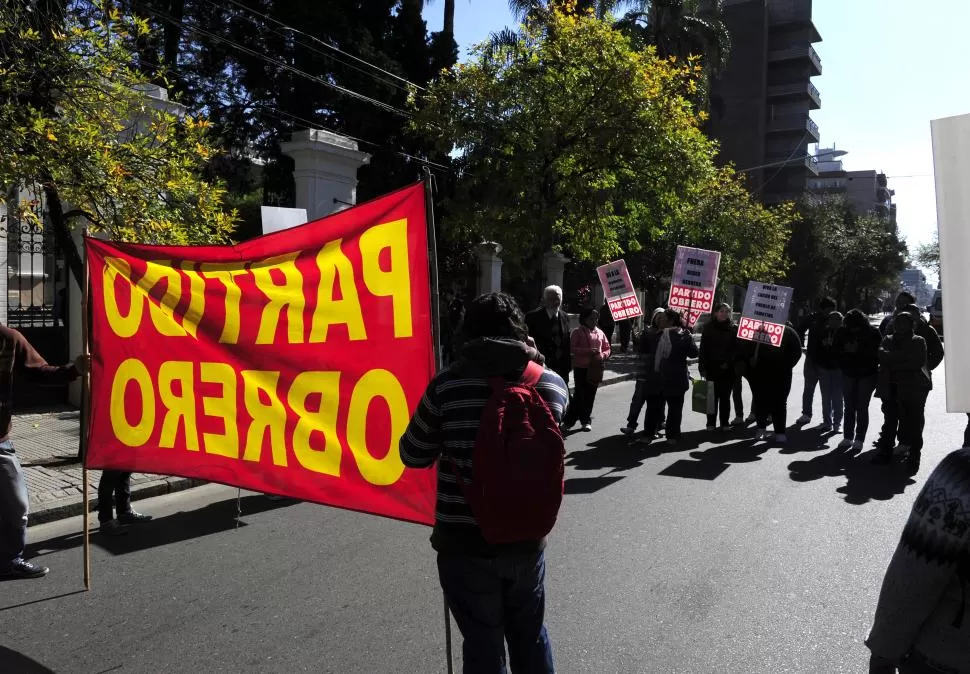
[452,361,565,545]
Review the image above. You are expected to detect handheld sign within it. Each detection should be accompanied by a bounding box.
[739,282,794,348]
[596,260,643,321]
[668,246,721,328]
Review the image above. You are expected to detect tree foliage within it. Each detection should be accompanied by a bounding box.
[412,6,791,285]
[0,1,236,283]
[915,232,940,278]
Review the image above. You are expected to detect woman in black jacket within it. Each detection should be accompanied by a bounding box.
[833,309,881,451]
[699,303,739,431]
[739,323,803,444]
[641,309,699,445]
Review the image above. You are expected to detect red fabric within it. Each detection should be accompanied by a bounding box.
[84,183,437,526]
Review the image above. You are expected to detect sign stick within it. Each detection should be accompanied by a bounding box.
[80,231,91,591]
[423,168,454,674]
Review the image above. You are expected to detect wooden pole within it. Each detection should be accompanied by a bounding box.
[80,232,91,591]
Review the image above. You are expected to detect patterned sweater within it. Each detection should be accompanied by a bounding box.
[867,449,970,672]
[399,337,568,557]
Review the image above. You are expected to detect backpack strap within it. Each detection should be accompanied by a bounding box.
[519,361,544,387]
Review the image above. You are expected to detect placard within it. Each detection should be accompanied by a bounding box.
[668,246,721,327]
[738,282,794,347]
[596,259,643,321]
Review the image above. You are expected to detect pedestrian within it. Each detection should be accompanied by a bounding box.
[816,311,845,432]
[525,285,572,386]
[866,448,970,674]
[796,297,837,425]
[562,308,611,432]
[399,292,567,674]
[699,303,739,432]
[642,309,698,446]
[622,308,664,437]
[740,322,803,444]
[834,309,882,451]
[618,317,632,353]
[0,325,86,579]
[874,304,943,460]
[879,291,916,337]
[597,302,615,347]
[875,312,931,475]
[97,471,152,535]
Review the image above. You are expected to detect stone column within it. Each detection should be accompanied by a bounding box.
[280,130,371,221]
[475,242,503,295]
[542,251,568,291]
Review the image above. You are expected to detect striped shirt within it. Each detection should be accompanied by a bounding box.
[400,358,568,555]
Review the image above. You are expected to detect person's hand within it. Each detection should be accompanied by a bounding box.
[868,653,897,674]
[525,336,537,349]
[74,354,91,376]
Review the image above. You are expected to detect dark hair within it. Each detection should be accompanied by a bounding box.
[579,307,597,323]
[664,308,683,328]
[899,304,922,319]
[896,291,916,305]
[461,292,528,341]
[894,311,916,329]
[819,297,837,311]
[843,308,868,329]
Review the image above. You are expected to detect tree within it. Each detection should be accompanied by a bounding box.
[509,0,638,21]
[0,2,235,285]
[915,232,940,278]
[413,7,723,266]
[617,0,730,73]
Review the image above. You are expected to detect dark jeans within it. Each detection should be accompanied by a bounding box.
[98,470,133,523]
[801,357,820,417]
[618,321,632,351]
[706,372,734,427]
[0,440,29,568]
[751,375,791,435]
[649,392,685,439]
[877,386,899,451]
[626,381,647,429]
[565,368,598,426]
[438,552,555,674]
[732,375,745,418]
[842,375,877,442]
[897,391,929,453]
[818,366,844,425]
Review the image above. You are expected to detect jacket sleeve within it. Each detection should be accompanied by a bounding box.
[796,313,812,343]
[399,379,443,468]
[785,328,803,369]
[684,331,699,359]
[698,327,709,371]
[882,337,927,370]
[570,328,583,355]
[922,324,944,371]
[599,329,612,360]
[12,331,78,385]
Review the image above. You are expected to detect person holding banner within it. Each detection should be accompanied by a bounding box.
[834,309,882,451]
[796,297,838,426]
[0,325,86,579]
[563,308,612,432]
[642,309,698,445]
[699,303,740,431]
[740,322,802,444]
[622,308,665,437]
[816,312,846,433]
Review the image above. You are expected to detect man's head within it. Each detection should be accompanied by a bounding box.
[462,292,528,342]
[819,297,837,312]
[826,311,844,330]
[893,311,916,339]
[542,285,563,312]
[895,291,916,311]
[663,308,683,329]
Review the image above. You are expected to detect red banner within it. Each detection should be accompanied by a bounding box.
[84,183,437,526]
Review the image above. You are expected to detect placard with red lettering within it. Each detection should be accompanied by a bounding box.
[84,183,438,526]
[738,282,794,348]
[596,260,642,321]
[668,246,721,328]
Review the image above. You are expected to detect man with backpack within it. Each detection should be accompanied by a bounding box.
[400,292,567,674]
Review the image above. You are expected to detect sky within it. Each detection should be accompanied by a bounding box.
[422,0,970,279]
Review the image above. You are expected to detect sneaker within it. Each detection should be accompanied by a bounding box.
[837,438,854,449]
[819,422,832,432]
[775,434,788,445]
[744,414,757,424]
[718,425,730,432]
[833,422,842,433]
[796,414,812,425]
[754,428,767,440]
[0,558,49,579]
[620,426,635,436]
[581,423,593,432]
[902,451,921,476]
[705,425,716,431]
[852,440,864,451]
[99,520,127,536]
[560,421,576,432]
[731,416,744,426]
[666,438,677,446]
[117,510,152,524]
[893,443,911,456]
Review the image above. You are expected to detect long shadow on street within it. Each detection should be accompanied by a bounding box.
[0,646,56,673]
[24,495,297,560]
[788,446,916,505]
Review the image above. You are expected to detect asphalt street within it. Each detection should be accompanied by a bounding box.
[1,362,966,674]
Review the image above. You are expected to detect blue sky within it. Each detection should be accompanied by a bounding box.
[423,0,970,275]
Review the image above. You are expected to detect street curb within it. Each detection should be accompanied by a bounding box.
[28,476,208,527]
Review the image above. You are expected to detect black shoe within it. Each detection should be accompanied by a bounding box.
[902,452,921,476]
[871,451,892,466]
[99,520,128,536]
[118,510,152,524]
[0,558,49,579]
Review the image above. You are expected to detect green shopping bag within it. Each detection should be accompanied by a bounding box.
[691,379,715,415]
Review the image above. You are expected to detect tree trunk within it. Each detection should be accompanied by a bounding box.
[443,0,455,38]
[43,183,84,289]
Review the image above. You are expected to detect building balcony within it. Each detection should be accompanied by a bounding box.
[767,82,821,109]
[765,153,819,176]
[767,44,822,76]
[766,114,820,142]
[877,185,892,201]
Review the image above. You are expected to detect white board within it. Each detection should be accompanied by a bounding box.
[260,206,308,235]
[931,112,970,412]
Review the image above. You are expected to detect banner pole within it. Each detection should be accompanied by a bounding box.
[80,231,91,591]
[423,168,452,674]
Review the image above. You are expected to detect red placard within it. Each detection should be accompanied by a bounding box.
[738,316,786,347]
[668,284,716,328]
[84,183,437,526]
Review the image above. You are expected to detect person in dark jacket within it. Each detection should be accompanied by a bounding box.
[815,311,845,432]
[525,285,572,385]
[622,308,664,436]
[597,303,615,346]
[875,312,932,475]
[641,309,698,445]
[874,304,943,456]
[400,292,567,674]
[878,291,916,337]
[699,303,738,431]
[739,323,803,444]
[833,309,881,451]
[796,297,838,425]
[0,325,86,579]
